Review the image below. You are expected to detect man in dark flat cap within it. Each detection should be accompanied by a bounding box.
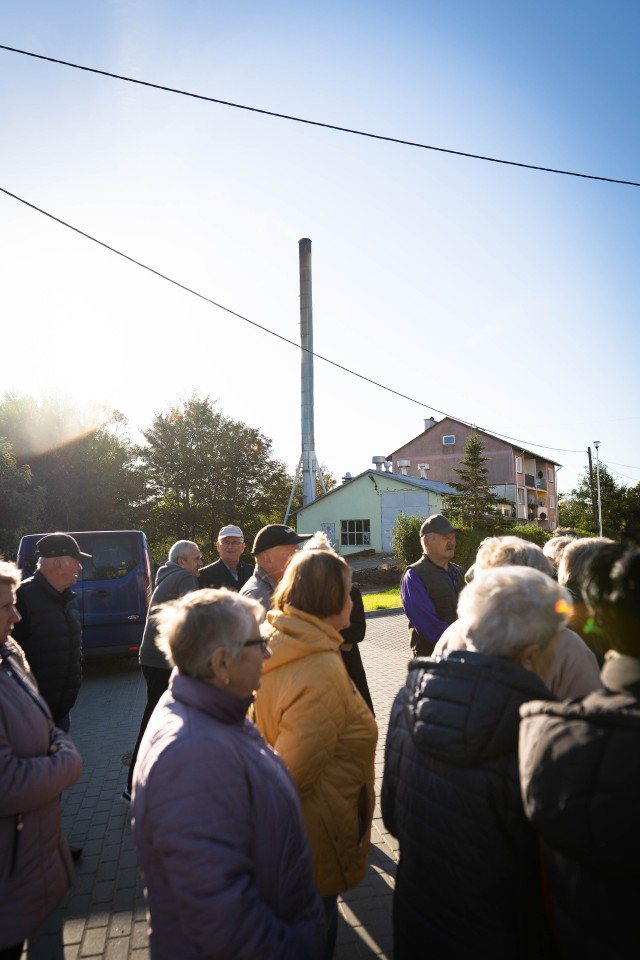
[400,514,466,657]
[13,533,90,860]
[13,533,90,733]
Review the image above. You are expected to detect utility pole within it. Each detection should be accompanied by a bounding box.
[587,446,598,531]
[594,441,603,536]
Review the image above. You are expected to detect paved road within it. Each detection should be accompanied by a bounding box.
[23,609,411,960]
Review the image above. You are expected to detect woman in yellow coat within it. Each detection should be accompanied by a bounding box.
[254,548,378,960]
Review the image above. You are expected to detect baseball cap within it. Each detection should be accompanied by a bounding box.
[252,524,313,555]
[36,533,92,561]
[420,515,459,537]
[218,525,244,541]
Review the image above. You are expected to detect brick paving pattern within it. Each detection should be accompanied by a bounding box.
[22,608,411,959]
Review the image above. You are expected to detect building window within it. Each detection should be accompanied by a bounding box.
[442,435,456,446]
[515,456,522,474]
[517,488,525,504]
[548,467,554,483]
[550,495,555,509]
[341,519,371,546]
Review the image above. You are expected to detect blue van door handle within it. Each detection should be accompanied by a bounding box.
[89,590,110,598]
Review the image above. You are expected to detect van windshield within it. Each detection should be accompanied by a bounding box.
[76,534,139,582]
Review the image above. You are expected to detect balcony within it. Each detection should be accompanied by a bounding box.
[524,473,535,487]
[535,477,547,491]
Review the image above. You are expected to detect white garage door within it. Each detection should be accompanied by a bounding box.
[380,492,431,552]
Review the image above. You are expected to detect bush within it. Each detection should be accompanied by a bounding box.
[391,512,424,568]
[506,525,552,548]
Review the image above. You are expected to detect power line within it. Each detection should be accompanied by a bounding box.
[602,461,640,485]
[606,458,640,472]
[2,43,639,189]
[0,184,592,458]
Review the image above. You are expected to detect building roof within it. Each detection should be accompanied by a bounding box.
[296,469,459,515]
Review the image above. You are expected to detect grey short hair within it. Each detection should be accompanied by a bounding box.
[475,536,553,576]
[542,536,575,575]
[168,540,199,563]
[557,537,615,592]
[0,560,21,589]
[155,589,265,681]
[457,566,569,659]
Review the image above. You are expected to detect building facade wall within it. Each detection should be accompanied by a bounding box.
[390,419,559,530]
[296,474,443,555]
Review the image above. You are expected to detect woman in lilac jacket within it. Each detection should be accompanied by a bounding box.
[0,562,83,960]
[131,588,324,960]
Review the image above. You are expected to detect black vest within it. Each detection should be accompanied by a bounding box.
[407,554,465,656]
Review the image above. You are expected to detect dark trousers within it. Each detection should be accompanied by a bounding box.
[322,895,338,960]
[0,943,24,959]
[127,665,171,792]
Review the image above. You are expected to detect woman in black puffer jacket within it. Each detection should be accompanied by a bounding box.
[382,566,569,960]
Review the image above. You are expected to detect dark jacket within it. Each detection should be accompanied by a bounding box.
[132,672,324,959]
[382,650,552,960]
[519,654,640,960]
[139,562,199,670]
[405,554,465,655]
[340,585,374,714]
[0,639,82,949]
[199,558,253,592]
[13,570,82,723]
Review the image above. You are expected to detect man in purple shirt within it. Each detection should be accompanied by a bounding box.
[401,515,466,656]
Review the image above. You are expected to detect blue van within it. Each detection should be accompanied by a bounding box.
[16,530,153,656]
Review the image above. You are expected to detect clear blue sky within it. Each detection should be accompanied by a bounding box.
[1,1,639,496]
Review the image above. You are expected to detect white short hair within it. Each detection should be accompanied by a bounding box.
[457,566,569,659]
[303,531,335,553]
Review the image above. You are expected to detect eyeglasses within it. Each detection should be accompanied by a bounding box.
[244,637,269,653]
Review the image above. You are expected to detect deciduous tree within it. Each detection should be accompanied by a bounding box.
[136,394,299,559]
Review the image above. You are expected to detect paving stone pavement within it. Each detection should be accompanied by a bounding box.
[22,608,411,960]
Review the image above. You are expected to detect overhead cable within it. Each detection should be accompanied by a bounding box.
[1,44,639,189]
[0,184,592,457]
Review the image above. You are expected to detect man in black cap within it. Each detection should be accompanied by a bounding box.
[13,533,90,733]
[400,514,466,656]
[239,524,312,610]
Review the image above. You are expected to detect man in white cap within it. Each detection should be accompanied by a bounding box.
[239,524,312,611]
[199,525,252,592]
[401,514,466,657]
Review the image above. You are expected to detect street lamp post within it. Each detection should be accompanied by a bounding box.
[594,441,603,536]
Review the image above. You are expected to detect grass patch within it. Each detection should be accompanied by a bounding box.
[362,585,401,612]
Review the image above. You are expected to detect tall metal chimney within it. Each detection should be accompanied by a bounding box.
[299,238,317,506]
[284,238,326,522]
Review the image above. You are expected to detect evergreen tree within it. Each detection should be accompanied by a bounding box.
[446,431,502,528]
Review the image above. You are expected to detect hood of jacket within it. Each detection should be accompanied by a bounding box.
[406,649,550,767]
[154,560,188,587]
[262,605,343,674]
